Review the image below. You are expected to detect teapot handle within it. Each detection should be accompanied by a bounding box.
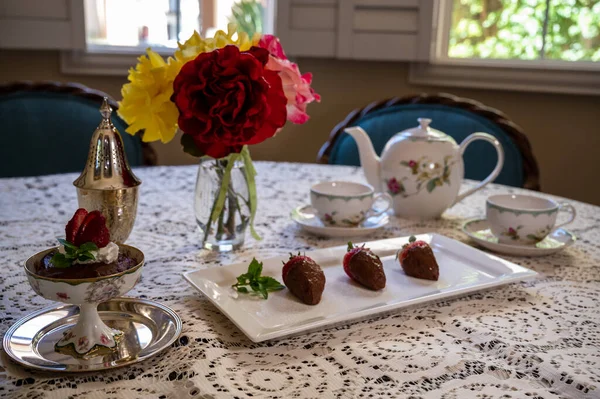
[453,133,504,205]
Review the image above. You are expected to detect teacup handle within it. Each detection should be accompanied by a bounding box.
[555,203,576,228]
[366,192,393,217]
[453,133,505,205]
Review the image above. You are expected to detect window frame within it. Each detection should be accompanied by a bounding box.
[61,0,276,76]
[409,0,600,96]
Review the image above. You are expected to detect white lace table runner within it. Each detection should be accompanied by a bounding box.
[0,162,598,399]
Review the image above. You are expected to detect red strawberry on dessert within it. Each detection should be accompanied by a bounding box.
[397,236,439,281]
[66,208,88,243]
[282,253,326,305]
[343,242,386,290]
[67,209,110,248]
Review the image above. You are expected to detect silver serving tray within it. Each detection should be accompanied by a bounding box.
[3,297,182,372]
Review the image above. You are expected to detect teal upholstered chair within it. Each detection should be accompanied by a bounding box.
[0,81,156,178]
[318,93,540,190]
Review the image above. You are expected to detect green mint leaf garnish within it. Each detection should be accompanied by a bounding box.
[50,253,72,268]
[257,276,285,291]
[79,242,99,252]
[58,239,78,251]
[232,258,285,300]
[77,253,95,262]
[247,258,262,280]
[50,239,98,268]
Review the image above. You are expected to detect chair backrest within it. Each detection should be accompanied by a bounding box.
[319,93,540,190]
[0,81,155,178]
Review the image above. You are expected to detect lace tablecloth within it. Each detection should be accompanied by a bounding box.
[1,162,598,399]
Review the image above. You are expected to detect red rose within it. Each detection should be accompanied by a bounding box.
[171,45,287,158]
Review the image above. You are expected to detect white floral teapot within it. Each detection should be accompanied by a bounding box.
[345,118,504,219]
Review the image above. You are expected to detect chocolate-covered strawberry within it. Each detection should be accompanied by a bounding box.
[397,236,439,281]
[282,254,326,305]
[343,242,386,290]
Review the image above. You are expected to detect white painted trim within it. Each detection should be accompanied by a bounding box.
[409,62,600,96]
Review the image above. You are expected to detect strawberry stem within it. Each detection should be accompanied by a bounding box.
[409,235,416,243]
[347,242,353,252]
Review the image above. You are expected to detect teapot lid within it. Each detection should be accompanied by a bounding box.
[400,118,452,142]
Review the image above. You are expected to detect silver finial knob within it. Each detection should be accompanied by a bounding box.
[100,97,112,119]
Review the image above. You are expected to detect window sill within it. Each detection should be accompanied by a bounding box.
[408,61,600,96]
[60,45,177,76]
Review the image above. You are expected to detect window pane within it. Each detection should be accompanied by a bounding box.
[203,0,270,38]
[544,0,600,61]
[84,0,200,49]
[84,0,271,50]
[448,0,546,60]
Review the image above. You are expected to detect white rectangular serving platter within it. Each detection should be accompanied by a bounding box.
[183,234,537,342]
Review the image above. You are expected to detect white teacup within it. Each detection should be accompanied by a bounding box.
[486,194,576,245]
[310,181,392,227]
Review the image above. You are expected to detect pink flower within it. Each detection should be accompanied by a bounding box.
[258,35,320,124]
[508,228,516,234]
[408,160,417,168]
[387,178,402,195]
[100,334,110,345]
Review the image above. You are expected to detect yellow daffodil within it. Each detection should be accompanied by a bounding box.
[118,49,180,143]
[119,23,259,144]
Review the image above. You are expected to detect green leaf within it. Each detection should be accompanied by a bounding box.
[236,274,249,285]
[400,161,409,166]
[180,134,205,157]
[77,253,95,262]
[50,253,72,268]
[58,238,78,251]
[258,276,285,291]
[426,179,438,193]
[258,288,268,300]
[247,258,262,280]
[233,257,285,300]
[79,242,98,252]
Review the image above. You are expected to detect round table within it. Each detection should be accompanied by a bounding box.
[1,162,598,398]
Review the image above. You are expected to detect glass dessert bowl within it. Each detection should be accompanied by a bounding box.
[23,209,144,358]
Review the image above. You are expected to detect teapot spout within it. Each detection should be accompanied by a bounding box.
[344,127,382,192]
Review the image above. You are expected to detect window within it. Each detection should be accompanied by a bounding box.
[440,0,600,64]
[409,0,600,95]
[82,0,272,53]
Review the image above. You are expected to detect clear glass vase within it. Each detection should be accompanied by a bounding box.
[194,158,251,252]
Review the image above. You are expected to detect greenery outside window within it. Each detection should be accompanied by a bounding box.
[410,0,600,95]
[436,0,600,70]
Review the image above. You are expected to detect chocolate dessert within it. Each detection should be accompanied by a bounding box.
[282,254,326,305]
[36,252,136,279]
[343,242,386,290]
[34,208,137,279]
[398,236,439,281]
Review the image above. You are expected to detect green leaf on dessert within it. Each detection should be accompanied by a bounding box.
[77,253,95,262]
[50,253,72,268]
[79,242,99,252]
[231,258,285,299]
[58,238,78,251]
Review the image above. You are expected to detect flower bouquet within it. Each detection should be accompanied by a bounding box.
[118,25,319,251]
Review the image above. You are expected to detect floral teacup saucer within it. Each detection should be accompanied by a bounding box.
[463,218,576,257]
[292,205,389,238]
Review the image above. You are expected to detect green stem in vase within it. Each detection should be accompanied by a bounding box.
[240,146,260,240]
[225,181,237,238]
